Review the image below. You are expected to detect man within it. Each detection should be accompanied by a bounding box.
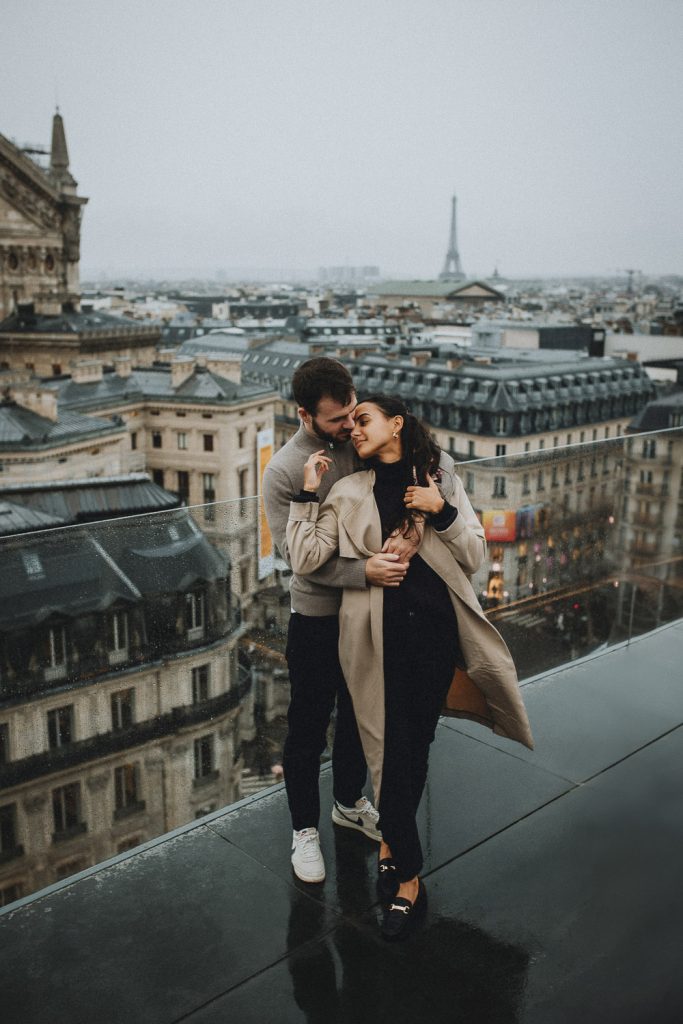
[263,357,417,883]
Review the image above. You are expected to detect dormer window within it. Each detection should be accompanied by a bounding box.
[43,625,67,682]
[21,552,44,578]
[185,591,206,641]
[108,610,129,665]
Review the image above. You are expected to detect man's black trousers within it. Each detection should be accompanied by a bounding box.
[283,612,368,831]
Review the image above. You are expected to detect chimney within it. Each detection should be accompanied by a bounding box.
[34,294,63,316]
[11,385,59,422]
[171,355,195,389]
[205,355,241,384]
[410,352,431,367]
[71,359,103,384]
[114,353,132,378]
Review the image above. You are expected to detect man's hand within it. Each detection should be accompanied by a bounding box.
[382,517,424,561]
[365,552,409,587]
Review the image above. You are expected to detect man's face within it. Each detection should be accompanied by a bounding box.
[300,393,358,444]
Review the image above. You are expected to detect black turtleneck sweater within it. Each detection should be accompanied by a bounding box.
[372,459,459,635]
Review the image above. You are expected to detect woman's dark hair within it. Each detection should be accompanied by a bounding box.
[292,357,354,415]
[359,393,442,532]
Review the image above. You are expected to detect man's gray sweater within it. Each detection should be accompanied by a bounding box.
[262,424,368,616]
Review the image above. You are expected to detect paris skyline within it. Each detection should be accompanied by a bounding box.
[2,0,682,280]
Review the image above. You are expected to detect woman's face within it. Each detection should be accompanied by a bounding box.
[351,402,400,459]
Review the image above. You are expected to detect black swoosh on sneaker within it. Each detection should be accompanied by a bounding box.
[336,807,365,827]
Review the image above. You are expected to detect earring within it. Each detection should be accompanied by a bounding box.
[392,431,398,438]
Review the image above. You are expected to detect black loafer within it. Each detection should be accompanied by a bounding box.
[377,857,399,901]
[381,880,426,941]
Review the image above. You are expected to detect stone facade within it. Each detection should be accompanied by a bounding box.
[0,114,160,372]
[0,114,86,321]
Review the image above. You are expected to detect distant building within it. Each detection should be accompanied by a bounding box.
[318,266,380,286]
[48,355,278,612]
[302,317,395,343]
[472,321,606,356]
[620,390,683,591]
[0,113,159,370]
[226,299,305,320]
[364,279,505,318]
[0,112,86,320]
[0,377,134,486]
[605,331,683,383]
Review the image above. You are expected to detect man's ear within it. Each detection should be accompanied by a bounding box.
[298,406,311,426]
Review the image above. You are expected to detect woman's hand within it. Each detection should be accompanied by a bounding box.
[404,475,445,515]
[303,450,331,492]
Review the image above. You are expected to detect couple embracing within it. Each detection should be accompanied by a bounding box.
[263,357,533,941]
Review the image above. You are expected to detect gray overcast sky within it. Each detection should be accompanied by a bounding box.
[2,0,682,279]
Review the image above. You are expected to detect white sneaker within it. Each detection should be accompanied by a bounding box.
[291,827,326,883]
[331,797,382,841]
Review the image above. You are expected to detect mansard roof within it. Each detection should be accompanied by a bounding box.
[53,364,274,412]
[0,307,158,338]
[628,389,683,432]
[0,401,122,450]
[0,507,228,629]
[345,350,655,433]
[1,474,179,527]
[0,499,63,537]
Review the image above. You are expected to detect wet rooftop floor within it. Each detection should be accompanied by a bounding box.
[2,619,683,1024]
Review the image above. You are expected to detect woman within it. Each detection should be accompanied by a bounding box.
[287,395,533,940]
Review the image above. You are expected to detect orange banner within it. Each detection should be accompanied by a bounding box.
[482,509,516,542]
[257,428,274,577]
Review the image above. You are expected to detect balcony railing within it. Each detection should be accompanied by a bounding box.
[1,616,242,700]
[631,513,661,528]
[0,677,252,788]
[635,482,668,497]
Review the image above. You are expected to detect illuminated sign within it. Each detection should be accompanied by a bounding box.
[482,509,516,542]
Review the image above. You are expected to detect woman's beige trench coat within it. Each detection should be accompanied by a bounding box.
[287,464,534,801]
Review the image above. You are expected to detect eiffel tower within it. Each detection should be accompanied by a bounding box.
[439,194,465,281]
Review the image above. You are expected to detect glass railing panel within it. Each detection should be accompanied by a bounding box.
[0,497,266,909]
[1,425,682,908]
[452,425,683,678]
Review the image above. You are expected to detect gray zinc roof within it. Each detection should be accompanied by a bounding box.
[629,390,683,432]
[51,373,145,410]
[54,366,273,411]
[1,475,179,526]
[0,500,63,537]
[0,402,122,450]
[0,308,157,337]
[0,509,228,631]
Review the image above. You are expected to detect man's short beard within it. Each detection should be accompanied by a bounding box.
[310,418,351,445]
